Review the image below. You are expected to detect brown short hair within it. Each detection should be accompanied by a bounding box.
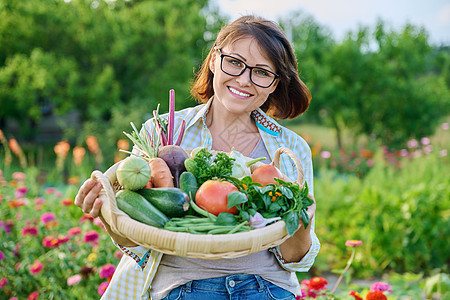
[190,15,311,119]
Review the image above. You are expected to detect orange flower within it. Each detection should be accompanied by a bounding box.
[117,139,129,151]
[86,136,100,154]
[67,176,80,185]
[8,138,22,156]
[269,191,282,202]
[54,141,71,158]
[366,291,387,300]
[73,146,86,166]
[349,291,363,300]
[360,149,374,159]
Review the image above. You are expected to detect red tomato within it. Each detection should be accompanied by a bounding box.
[195,180,239,216]
[251,164,284,186]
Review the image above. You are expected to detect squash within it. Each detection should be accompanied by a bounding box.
[116,156,151,191]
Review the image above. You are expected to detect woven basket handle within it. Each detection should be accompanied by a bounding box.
[90,162,127,239]
[270,147,304,185]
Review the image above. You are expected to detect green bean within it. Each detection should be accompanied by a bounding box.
[227,221,250,234]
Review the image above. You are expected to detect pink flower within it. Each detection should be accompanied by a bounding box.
[42,236,60,248]
[0,250,4,261]
[94,218,106,231]
[442,122,449,130]
[370,282,392,293]
[79,214,94,223]
[99,264,115,279]
[345,240,363,247]
[113,250,123,259]
[84,230,99,243]
[45,187,56,194]
[68,227,82,236]
[98,281,109,295]
[29,260,43,274]
[399,149,408,157]
[34,198,45,205]
[58,235,70,245]
[21,225,38,236]
[67,274,82,286]
[420,137,430,145]
[0,277,7,288]
[41,212,56,224]
[27,292,39,300]
[10,297,19,300]
[14,187,28,198]
[320,150,331,159]
[440,149,448,157]
[12,172,26,181]
[407,139,418,148]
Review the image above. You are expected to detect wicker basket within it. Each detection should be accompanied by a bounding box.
[91,147,304,259]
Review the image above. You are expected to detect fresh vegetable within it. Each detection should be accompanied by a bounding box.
[116,156,151,191]
[228,150,266,180]
[155,89,188,187]
[227,176,314,236]
[121,121,173,188]
[137,187,190,218]
[248,212,281,229]
[195,180,239,216]
[116,189,169,228]
[251,164,284,186]
[179,171,198,201]
[157,145,188,188]
[163,201,251,234]
[186,148,235,186]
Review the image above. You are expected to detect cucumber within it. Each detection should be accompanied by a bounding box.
[179,171,198,201]
[137,187,190,218]
[116,189,168,228]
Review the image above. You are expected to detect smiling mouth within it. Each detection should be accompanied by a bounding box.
[228,86,252,98]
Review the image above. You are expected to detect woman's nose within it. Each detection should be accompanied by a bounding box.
[236,68,252,87]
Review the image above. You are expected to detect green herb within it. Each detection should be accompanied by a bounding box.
[190,149,235,186]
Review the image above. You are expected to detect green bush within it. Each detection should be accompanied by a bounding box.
[314,151,450,278]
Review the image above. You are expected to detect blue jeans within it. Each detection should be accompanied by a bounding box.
[162,274,295,300]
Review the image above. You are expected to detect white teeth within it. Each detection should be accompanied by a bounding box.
[229,87,251,97]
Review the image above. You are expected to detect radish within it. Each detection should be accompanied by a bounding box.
[156,89,188,187]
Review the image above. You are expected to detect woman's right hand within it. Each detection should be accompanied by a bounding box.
[74,179,103,218]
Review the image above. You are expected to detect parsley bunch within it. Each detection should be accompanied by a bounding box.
[188,149,235,186]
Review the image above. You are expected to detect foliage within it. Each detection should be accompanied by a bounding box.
[314,150,450,277]
[0,0,223,141]
[283,13,450,149]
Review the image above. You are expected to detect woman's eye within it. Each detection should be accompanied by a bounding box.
[229,58,243,67]
[254,68,271,77]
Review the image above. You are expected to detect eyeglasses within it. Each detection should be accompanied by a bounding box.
[217,49,279,88]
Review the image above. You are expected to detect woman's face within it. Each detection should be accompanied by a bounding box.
[209,36,278,116]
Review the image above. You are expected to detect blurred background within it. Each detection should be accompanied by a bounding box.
[0,1,449,299]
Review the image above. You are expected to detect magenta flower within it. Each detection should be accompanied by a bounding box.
[58,235,70,245]
[84,230,99,243]
[0,277,7,288]
[14,187,28,198]
[21,225,38,236]
[29,260,43,274]
[0,250,4,261]
[34,198,45,205]
[345,240,363,247]
[99,264,115,279]
[67,274,82,286]
[42,236,60,248]
[98,281,109,295]
[40,212,56,224]
[370,282,392,293]
[27,292,39,300]
[68,227,82,236]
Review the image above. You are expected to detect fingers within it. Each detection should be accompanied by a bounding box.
[74,179,103,217]
[306,192,316,221]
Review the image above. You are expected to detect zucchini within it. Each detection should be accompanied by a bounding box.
[179,171,198,201]
[137,187,190,218]
[116,189,168,228]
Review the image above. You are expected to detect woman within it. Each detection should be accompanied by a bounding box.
[75,15,320,299]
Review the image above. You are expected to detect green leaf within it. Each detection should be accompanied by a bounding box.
[283,211,299,236]
[227,191,248,209]
[268,201,281,212]
[215,212,237,226]
[300,209,310,229]
[279,185,294,199]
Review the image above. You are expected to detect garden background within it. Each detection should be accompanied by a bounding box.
[0,0,449,299]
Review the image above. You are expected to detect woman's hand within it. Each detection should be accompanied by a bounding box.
[74,179,103,218]
[74,179,138,247]
[279,192,316,263]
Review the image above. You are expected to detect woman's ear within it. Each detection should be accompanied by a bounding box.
[209,52,216,74]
